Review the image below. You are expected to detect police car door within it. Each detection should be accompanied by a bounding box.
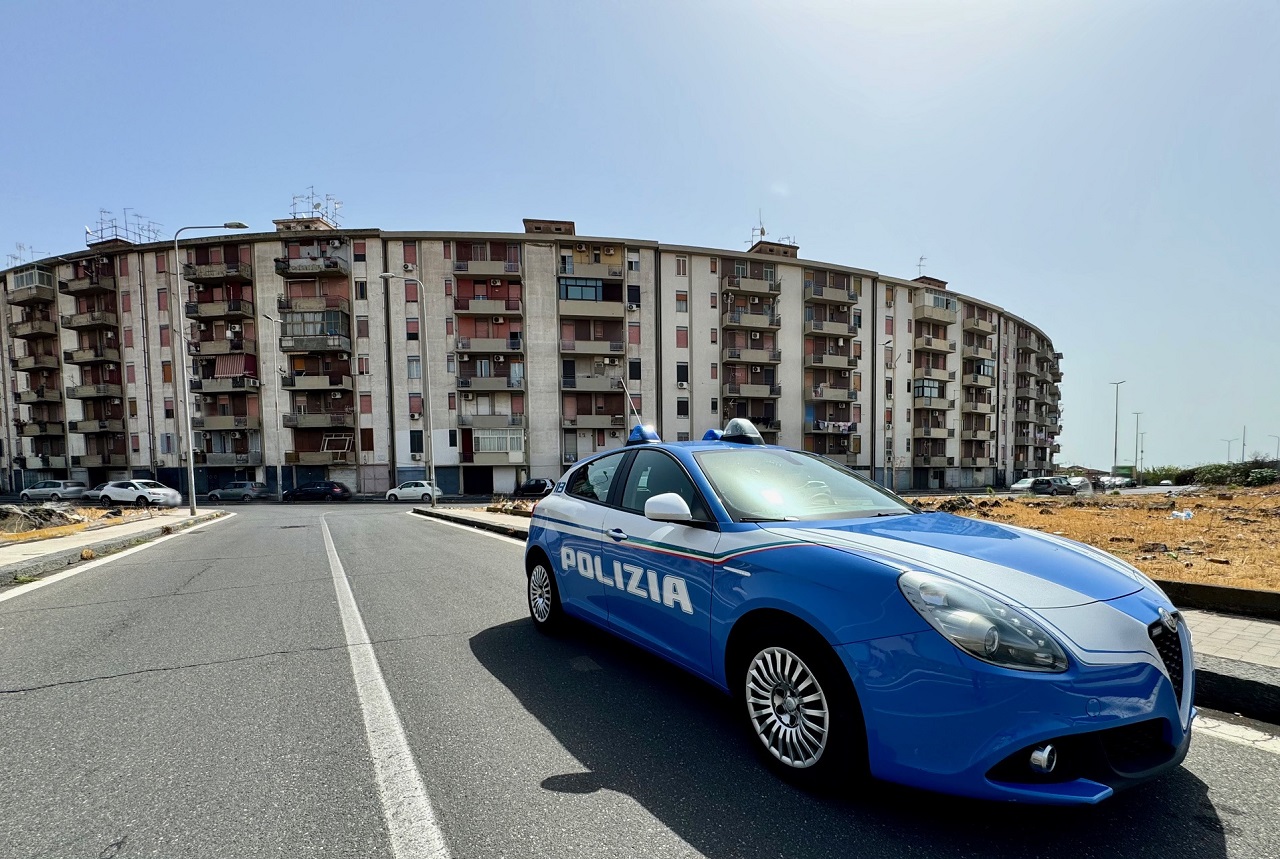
[600,449,718,677]
[547,451,628,624]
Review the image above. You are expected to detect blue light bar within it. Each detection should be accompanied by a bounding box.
[626,424,662,445]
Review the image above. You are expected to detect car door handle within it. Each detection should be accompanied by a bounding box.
[606,528,628,542]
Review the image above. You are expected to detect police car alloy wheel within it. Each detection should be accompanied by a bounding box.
[527,560,563,632]
[746,646,830,769]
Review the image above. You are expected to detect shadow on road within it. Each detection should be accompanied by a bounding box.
[470,619,1227,859]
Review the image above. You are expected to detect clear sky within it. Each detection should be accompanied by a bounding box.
[3,0,1277,470]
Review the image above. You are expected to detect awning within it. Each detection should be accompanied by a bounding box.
[214,354,246,378]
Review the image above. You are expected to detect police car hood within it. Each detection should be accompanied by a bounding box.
[760,512,1150,609]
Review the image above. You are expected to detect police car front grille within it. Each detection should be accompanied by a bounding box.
[1148,614,1185,707]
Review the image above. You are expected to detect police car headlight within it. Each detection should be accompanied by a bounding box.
[899,571,1068,673]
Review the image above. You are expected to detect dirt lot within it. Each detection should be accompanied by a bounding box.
[913,488,1280,593]
[0,506,145,544]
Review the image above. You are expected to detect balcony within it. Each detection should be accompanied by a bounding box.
[200,451,264,467]
[563,414,628,429]
[7,283,57,306]
[1049,368,1063,383]
[913,302,957,324]
[16,455,68,470]
[1014,434,1035,446]
[966,372,996,388]
[17,388,61,404]
[17,421,65,437]
[724,383,781,398]
[962,457,994,468]
[913,455,952,468]
[807,385,855,402]
[558,299,625,319]
[722,274,781,296]
[560,375,623,392]
[1016,336,1039,352]
[802,319,854,337]
[913,426,956,439]
[1034,412,1055,426]
[61,274,117,296]
[1014,410,1032,424]
[278,335,349,354]
[68,418,126,434]
[192,376,263,394]
[802,352,853,370]
[913,396,955,410]
[457,375,523,391]
[454,297,524,316]
[72,454,128,468]
[802,283,858,306]
[274,257,351,279]
[962,315,996,335]
[60,310,118,331]
[722,346,782,364]
[1051,443,1062,454]
[64,346,121,365]
[285,450,357,466]
[67,383,123,400]
[961,344,994,361]
[463,450,529,467]
[1016,386,1034,399]
[722,310,781,330]
[804,420,857,434]
[280,373,352,391]
[192,415,262,431]
[912,366,954,381]
[960,400,994,414]
[557,338,622,355]
[277,295,351,314]
[961,429,993,441]
[283,412,355,429]
[15,354,60,371]
[456,259,524,279]
[183,261,253,283]
[457,414,526,429]
[185,298,255,321]
[558,262,624,281]
[914,336,956,354]
[191,337,259,356]
[9,319,57,339]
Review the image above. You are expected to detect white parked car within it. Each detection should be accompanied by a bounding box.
[99,480,182,508]
[385,480,441,502]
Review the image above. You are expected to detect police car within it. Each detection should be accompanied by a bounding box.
[524,419,1194,804]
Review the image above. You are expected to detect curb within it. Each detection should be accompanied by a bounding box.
[1158,579,1280,623]
[411,507,530,540]
[0,511,225,587]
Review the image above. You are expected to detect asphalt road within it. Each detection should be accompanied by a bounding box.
[1,505,1277,859]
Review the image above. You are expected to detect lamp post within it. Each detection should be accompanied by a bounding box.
[1132,412,1142,486]
[1269,434,1280,463]
[1110,381,1125,487]
[174,222,248,515]
[380,273,436,507]
[1139,431,1146,476]
[262,313,285,501]
[1221,438,1237,463]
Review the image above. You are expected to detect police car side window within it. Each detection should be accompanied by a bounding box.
[621,450,710,521]
[567,452,626,504]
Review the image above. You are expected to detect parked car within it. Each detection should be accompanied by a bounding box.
[512,478,555,499]
[282,481,353,503]
[1014,477,1076,496]
[524,418,1193,803]
[82,483,108,503]
[19,480,88,503]
[1066,476,1094,495]
[1010,478,1035,493]
[1159,479,1174,486]
[208,481,271,504]
[99,480,182,508]
[385,481,441,502]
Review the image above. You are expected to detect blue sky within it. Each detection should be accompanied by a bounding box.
[3,0,1277,469]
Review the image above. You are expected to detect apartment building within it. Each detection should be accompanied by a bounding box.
[0,215,1062,496]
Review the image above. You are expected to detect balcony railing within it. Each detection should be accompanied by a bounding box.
[802,319,854,337]
[9,319,58,338]
[722,346,782,364]
[64,346,121,365]
[457,375,523,391]
[721,310,781,329]
[281,373,352,390]
[274,256,351,278]
[557,338,622,354]
[17,387,61,404]
[961,400,994,414]
[962,315,996,334]
[71,454,129,468]
[913,396,956,410]
[184,298,255,320]
[807,385,855,402]
[560,375,623,392]
[802,283,858,305]
[190,337,259,356]
[17,421,65,437]
[192,415,262,431]
[913,455,953,467]
[200,451,264,467]
[277,295,351,314]
[282,412,356,429]
[562,414,628,429]
[457,336,524,353]
[15,354,60,371]
[914,336,957,354]
[453,297,523,315]
[559,262,624,280]
[7,283,58,306]
[724,383,781,398]
[802,352,853,370]
[183,261,253,283]
[456,259,523,278]
[278,334,351,354]
[67,383,123,400]
[68,418,126,434]
[192,375,262,394]
[60,310,118,330]
[557,298,625,319]
[285,450,356,465]
[913,426,956,438]
[61,274,117,296]
[912,366,955,381]
[457,414,526,428]
[722,274,781,295]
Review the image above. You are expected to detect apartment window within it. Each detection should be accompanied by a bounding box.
[155,253,167,274]
[121,291,131,312]
[884,316,893,335]
[627,250,640,272]
[885,285,894,305]
[885,378,892,397]
[446,355,455,374]
[443,241,452,260]
[710,363,717,380]
[126,363,136,383]
[160,433,175,454]
[408,356,421,379]
[710,328,717,344]
[353,241,366,262]
[124,328,134,348]
[403,241,417,265]
[117,255,129,276]
[559,279,604,301]
[164,397,175,419]
[710,292,717,308]
[162,361,172,383]
[409,393,423,413]
[629,359,641,381]
[448,393,456,410]
[357,316,370,338]
[360,428,374,454]
[407,318,419,341]
[675,291,688,313]
[710,398,718,413]
[405,280,419,303]
[628,322,641,345]
[449,429,458,447]
[735,260,747,277]
[676,362,689,384]
[131,433,140,452]
[445,278,453,296]
[157,288,168,312]
[128,398,138,418]
[676,326,688,348]
[710,258,718,274]
[676,397,689,418]
[885,408,893,425]
[355,280,367,300]
[906,319,913,334]
[159,325,170,347]
[409,430,424,454]
[627,284,640,305]
[675,256,688,277]
[360,394,373,414]
[445,317,453,335]
[358,355,370,375]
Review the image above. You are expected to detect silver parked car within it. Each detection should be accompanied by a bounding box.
[208,481,270,503]
[20,480,88,502]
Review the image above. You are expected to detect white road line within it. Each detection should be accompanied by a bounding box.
[321,515,451,859]
[0,512,237,604]
[1196,715,1280,756]
[403,510,527,547]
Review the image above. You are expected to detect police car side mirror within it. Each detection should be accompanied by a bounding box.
[645,493,693,523]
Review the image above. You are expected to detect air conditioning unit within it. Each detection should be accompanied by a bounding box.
[411,452,423,460]
[751,331,761,340]
[202,395,215,403]
[605,358,618,365]
[202,431,212,439]
[339,353,349,360]
[462,392,474,400]
[247,378,261,388]
[106,330,115,339]
[626,304,639,312]
[575,243,587,253]
[409,412,421,420]
[840,370,850,378]
[231,431,241,438]
[837,338,845,346]
[330,391,342,399]
[228,324,242,333]
[459,354,470,361]
[490,278,502,286]
[610,430,619,437]
[329,239,342,248]
[750,296,760,304]
[603,246,616,255]
[494,355,505,363]
[492,316,503,324]
[198,323,208,331]
[885,299,894,308]
[195,285,206,292]
[839,305,849,312]
[750,365,761,373]
[677,381,688,389]
[110,398,121,405]
[403,263,415,272]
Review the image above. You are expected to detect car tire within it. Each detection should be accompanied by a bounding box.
[50,493,61,502]
[388,493,399,502]
[736,623,867,790]
[135,497,150,508]
[241,494,253,503]
[20,493,30,503]
[322,494,333,503]
[526,554,564,634]
[421,493,431,502]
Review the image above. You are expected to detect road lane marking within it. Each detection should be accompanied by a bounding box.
[1196,715,1280,756]
[403,511,526,547]
[321,515,451,859]
[0,513,237,604]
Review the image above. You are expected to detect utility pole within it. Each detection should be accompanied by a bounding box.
[1132,412,1142,486]
[1110,381,1125,485]
[1241,426,1247,463]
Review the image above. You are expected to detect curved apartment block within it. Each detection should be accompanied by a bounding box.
[1,215,1062,496]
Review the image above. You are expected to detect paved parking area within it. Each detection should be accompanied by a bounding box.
[1183,610,1280,669]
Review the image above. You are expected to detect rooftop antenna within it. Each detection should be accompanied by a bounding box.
[748,210,767,247]
[917,255,927,277]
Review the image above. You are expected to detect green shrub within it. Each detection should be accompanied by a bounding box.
[1245,468,1278,487]
[1195,463,1236,486]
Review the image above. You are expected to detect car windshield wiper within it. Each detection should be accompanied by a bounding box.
[739,516,799,522]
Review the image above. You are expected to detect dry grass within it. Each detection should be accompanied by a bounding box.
[921,488,1280,592]
[0,508,146,544]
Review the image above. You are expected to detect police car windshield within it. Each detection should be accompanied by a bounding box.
[694,448,914,522]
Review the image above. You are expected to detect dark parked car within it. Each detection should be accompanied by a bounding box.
[282,481,353,503]
[208,481,271,504]
[512,478,555,498]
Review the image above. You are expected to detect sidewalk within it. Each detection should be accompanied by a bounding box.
[411,505,1280,724]
[0,508,224,587]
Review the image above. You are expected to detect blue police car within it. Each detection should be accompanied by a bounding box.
[524,419,1194,804]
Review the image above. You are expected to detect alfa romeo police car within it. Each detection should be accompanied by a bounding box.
[524,420,1194,804]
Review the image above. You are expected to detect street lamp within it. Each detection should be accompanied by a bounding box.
[1132,412,1142,486]
[380,272,436,507]
[1221,438,1237,463]
[1110,380,1125,485]
[262,313,285,501]
[1269,434,1280,463]
[174,222,249,515]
